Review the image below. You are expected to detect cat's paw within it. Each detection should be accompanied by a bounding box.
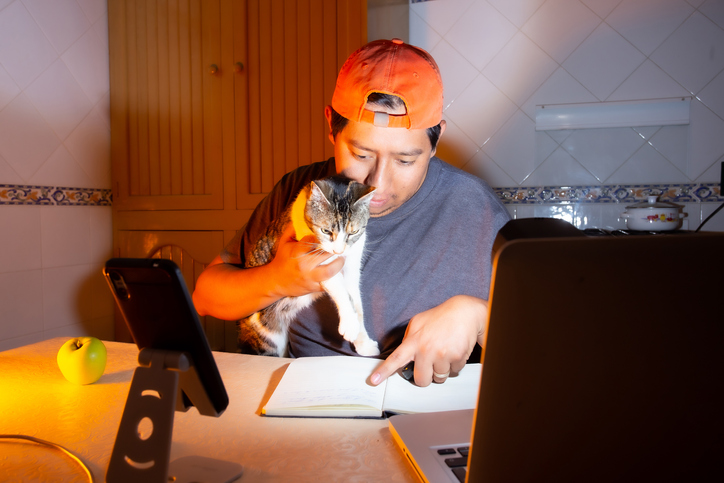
[338,316,360,342]
[354,337,380,357]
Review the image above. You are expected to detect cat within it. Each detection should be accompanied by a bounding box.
[237,175,380,358]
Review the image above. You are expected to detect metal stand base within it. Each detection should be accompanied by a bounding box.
[106,349,241,483]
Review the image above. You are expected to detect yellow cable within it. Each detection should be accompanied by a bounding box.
[0,434,95,483]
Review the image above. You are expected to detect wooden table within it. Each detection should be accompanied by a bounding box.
[0,338,417,482]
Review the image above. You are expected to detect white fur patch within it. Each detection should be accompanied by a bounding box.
[249,312,289,355]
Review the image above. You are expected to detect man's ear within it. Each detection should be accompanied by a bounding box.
[431,119,447,157]
[324,105,336,145]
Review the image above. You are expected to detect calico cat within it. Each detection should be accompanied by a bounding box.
[238,175,380,357]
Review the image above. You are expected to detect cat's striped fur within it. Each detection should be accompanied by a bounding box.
[237,176,380,357]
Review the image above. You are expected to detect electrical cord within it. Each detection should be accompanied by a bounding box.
[695,200,724,232]
[0,434,95,483]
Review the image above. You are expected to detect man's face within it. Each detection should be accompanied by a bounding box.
[326,105,445,217]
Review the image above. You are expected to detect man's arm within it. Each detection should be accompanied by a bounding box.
[193,224,344,320]
[369,295,488,387]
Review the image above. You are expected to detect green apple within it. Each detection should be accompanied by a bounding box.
[57,337,107,385]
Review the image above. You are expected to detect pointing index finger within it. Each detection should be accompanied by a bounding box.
[369,343,415,386]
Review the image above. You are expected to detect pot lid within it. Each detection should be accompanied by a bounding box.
[626,195,682,210]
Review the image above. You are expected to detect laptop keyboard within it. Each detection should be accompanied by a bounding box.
[437,446,470,482]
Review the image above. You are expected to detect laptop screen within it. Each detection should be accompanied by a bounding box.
[468,233,724,482]
[391,232,724,483]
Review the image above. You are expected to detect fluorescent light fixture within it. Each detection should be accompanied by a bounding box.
[535,97,691,131]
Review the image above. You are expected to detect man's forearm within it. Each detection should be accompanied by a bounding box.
[193,261,285,320]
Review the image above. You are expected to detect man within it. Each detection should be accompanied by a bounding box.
[193,39,510,387]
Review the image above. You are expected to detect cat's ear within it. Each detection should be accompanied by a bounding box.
[310,180,332,206]
[354,186,376,207]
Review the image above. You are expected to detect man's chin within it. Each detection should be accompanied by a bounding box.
[370,205,396,217]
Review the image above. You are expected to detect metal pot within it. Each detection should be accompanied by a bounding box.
[620,195,686,231]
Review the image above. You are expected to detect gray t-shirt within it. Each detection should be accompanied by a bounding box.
[222,157,510,358]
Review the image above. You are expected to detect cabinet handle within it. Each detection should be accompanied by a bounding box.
[210,64,219,75]
[234,62,244,73]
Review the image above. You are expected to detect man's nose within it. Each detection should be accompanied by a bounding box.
[365,160,387,189]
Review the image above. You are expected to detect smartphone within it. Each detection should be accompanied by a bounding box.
[103,258,229,416]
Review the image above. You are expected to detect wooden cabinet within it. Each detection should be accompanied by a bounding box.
[109,0,225,211]
[108,0,367,347]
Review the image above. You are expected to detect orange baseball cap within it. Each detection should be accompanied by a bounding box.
[331,38,443,130]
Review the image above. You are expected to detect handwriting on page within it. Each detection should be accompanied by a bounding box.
[266,357,386,411]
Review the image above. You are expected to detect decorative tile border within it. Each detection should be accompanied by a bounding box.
[0,184,112,206]
[2,182,719,207]
[494,183,722,205]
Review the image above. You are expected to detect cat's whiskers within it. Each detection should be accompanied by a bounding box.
[308,248,333,263]
[292,242,330,262]
[357,232,386,263]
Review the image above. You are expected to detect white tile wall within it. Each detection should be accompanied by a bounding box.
[410,0,724,230]
[2,0,724,350]
[0,0,112,351]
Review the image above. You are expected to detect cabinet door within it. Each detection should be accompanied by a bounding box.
[234,0,366,209]
[109,0,224,211]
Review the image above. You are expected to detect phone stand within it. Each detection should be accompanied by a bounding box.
[106,348,242,483]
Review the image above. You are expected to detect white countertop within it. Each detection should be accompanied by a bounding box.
[0,338,417,482]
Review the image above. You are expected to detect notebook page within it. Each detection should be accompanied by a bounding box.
[383,363,482,414]
[263,356,386,415]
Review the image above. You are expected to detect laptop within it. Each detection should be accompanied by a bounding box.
[389,231,724,483]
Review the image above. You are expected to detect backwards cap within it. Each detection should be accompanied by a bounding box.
[331,38,443,130]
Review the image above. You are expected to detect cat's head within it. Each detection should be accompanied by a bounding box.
[305,176,376,255]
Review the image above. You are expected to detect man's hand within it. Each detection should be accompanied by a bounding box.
[267,223,344,298]
[193,223,344,320]
[370,295,488,387]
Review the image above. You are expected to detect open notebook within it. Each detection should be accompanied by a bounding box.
[390,231,724,483]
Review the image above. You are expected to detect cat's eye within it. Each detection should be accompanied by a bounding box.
[321,229,332,235]
[350,229,359,235]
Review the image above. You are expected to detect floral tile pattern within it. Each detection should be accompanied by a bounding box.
[0,184,112,206]
[495,182,722,205]
[3,182,718,209]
